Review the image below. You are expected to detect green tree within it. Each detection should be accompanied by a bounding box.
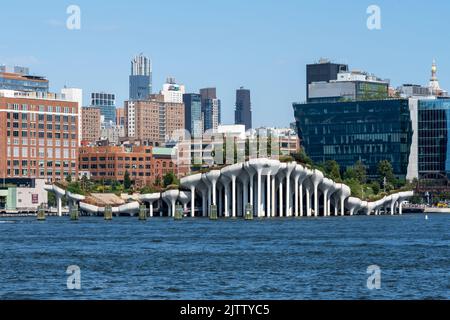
[65,174,72,183]
[154,176,162,187]
[354,160,367,184]
[370,181,380,195]
[377,160,395,185]
[163,172,179,188]
[324,160,341,181]
[293,149,313,166]
[124,170,132,190]
[344,178,363,199]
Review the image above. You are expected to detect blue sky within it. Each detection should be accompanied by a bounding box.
[1,0,449,127]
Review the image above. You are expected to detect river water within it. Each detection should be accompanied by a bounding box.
[0,213,448,299]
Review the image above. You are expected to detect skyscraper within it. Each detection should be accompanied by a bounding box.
[183,93,203,136]
[90,92,116,124]
[200,88,221,131]
[129,54,152,100]
[234,87,252,130]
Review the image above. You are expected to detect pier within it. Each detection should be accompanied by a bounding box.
[43,158,413,218]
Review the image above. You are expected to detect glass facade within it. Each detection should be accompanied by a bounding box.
[91,92,116,124]
[418,99,450,179]
[183,93,203,136]
[0,76,49,93]
[293,99,413,178]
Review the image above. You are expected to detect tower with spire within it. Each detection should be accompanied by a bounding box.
[429,59,443,95]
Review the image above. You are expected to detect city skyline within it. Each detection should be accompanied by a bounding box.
[1,0,449,128]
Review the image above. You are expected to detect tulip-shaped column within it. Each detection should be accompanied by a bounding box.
[138,193,161,217]
[284,162,297,217]
[320,178,334,217]
[180,173,203,217]
[221,163,243,218]
[310,169,324,217]
[292,165,308,217]
[243,163,256,216]
[262,159,280,217]
[303,178,314,217]
[276,163,287,217]
[162,190,180,217]
[390,194,400,215]
[220,175,231,217]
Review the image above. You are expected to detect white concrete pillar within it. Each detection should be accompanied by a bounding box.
[257,170,262,217]
[243,179,248,211]
[149,203,154,217]
[314,186,319,217]
[190,186,195,217]
[57,195,62,217]
[306,188,311,217]
[231,176,236,218]
[285,176,291,217]
[212,181,217,205]
[271,177,276,216]
[249,176,254,215]
[278,179,283,217]
[171,200,176,217]
[266,174,271,217]
[323,190,328,217]
[294,176,299,217]
[201,190,207,217]
[299,185,304,217]
[224,185,230,217]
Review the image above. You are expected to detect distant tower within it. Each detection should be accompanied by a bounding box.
[129,54,152,100]
[234,86,252,130]
[429,59,442,95]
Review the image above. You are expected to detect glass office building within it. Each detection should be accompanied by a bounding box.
[183,93,203,136]
[293,99,413,178]
[418,98,450,179]
[91,92,116,124]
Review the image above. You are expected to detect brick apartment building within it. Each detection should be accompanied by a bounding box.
[124,94,185,146]
[0,90,79,182]
[79,145,186,187]
[81,107,101,144]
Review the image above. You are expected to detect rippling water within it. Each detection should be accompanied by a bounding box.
[0,214,448,300]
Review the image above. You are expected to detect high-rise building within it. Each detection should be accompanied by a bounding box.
[61,87,83,146]
[234,87,252,130]
[0,67,49,93]
[183,93,203,136]
[0,90,79,182]
[90,92,116,124]
[124,94,185,145]
[293,99,413,178]
[200,87,221,131]
[306,59,348,100]
[129,54,152,100]
[161,77,185,103]
[81,107,101,144]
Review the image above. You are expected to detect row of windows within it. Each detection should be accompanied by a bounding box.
[7,112,77,123]
[7,103,76,113]
[7,131,77,139]
[8,160,75,168]
[7,147,76,159]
